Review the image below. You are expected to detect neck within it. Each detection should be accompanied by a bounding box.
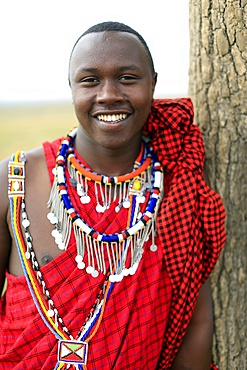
[74,132,142,177]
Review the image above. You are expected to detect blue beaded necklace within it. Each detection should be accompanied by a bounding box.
[47,128,164,282]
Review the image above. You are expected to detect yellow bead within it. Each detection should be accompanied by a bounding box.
[133,180,141,190]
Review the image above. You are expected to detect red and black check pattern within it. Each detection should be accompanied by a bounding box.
[0,98,226,369]
[143,98,226,368]
[0,194,172,369]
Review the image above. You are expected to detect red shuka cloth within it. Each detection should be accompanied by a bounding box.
[0,98,226,369]
[143,99,226,369]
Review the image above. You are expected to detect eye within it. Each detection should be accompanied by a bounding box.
[118,75,138,82]
[80,77,99,85]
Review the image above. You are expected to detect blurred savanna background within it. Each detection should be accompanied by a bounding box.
[0,101,78,160]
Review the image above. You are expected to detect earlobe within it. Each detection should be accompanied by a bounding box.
[152,72,158,94]
[71,93,74,105]
[154,72,158,84]
[68,77,71,88]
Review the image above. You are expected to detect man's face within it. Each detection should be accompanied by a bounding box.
[69,31,156,151]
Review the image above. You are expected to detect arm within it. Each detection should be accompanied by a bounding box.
[0,158,12,295]
[171,278,213,370]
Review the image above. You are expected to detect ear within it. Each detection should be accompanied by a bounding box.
[151,72,158,95]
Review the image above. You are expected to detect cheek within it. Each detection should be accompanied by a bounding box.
[134,84,154,106]
[72,92,92,117]
[134,91,153,118]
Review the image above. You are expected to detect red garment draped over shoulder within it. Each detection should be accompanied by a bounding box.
[143,98,226,369]
[0,98,226,369]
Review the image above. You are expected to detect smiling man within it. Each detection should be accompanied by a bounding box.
[69,29,157,169]
[0,22,226,369]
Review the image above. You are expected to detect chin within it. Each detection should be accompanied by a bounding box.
[94,134,133,150]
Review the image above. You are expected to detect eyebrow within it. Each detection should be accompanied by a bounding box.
[118,65,141,72]
[75,67,98,74]
[75,65,141,74]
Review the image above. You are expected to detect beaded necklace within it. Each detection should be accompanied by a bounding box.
[67,141,147,212]
[47,128,164,282]
[8,130,163,369]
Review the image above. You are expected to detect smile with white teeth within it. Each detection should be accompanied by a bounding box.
[97,113,128,122]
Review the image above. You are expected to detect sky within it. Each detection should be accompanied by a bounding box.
[0,0,189,103]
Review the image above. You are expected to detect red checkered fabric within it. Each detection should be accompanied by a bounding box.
[0,98,226,369]
[143,98,226,368]
[0,138,173,369]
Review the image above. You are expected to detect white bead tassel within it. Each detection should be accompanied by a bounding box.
[74,226,86,269]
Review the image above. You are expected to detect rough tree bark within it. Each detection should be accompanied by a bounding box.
[189,1,247,369]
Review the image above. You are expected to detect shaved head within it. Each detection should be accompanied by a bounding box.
[68,21,156,81]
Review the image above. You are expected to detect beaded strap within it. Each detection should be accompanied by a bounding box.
[8,151,109,369]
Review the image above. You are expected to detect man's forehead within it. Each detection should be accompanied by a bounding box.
[68,30,154,79]
[71,31,145,57]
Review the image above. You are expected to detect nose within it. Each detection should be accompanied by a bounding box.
[96,80,125,104]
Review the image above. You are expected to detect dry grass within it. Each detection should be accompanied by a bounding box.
[0,101,78,161]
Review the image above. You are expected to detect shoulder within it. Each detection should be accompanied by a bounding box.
[25,146,47,173]
[23,147,52,202]
[0,158,10,292]
[0,157,11,217]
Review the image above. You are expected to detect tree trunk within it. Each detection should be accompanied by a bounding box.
[188,1,247,369]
